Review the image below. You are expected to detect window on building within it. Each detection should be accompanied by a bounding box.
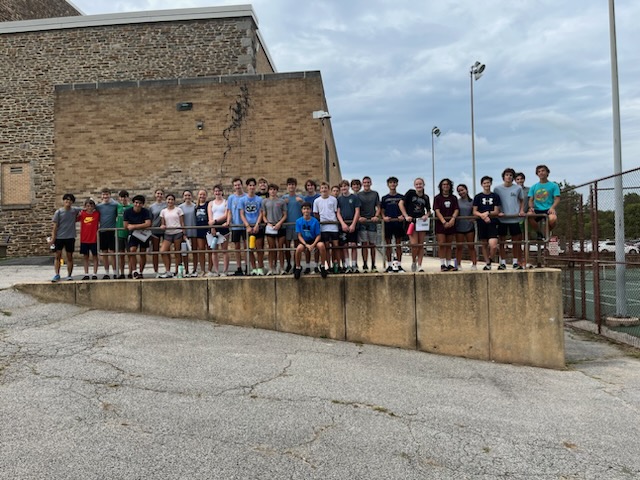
[1,162,32,205]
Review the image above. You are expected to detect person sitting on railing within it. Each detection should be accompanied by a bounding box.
[528,164,560,240]
[294,203,328,279]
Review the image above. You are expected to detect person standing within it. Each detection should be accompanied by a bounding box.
[399,178,431,273]
[262,184,287,274]
[208,184,230,276]
[123,195,152,279]
[381,176,406,273]
[227,178,246,276]
[282,177,304,274]
[96,188,119,279]
[158,194,185,278]
[50,193,80,282]
[115,190,133,279]
[433,178,459,271]
[455,184,477,270]
[473,176,502,270]
[357,176,381,273]
[180,190,197,276]
[193,189,210,276]
[78,198,100,280]
[239,178,264,275]
[337,179,361,273]
[495,168,526,270]
[148,189,167,277]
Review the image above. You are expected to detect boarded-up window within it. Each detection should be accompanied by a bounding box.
[1,163,32,205]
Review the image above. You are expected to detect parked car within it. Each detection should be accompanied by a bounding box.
[598,241,638,254]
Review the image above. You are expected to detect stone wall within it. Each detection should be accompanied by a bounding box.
[0,0,79,22]
[53,73,341,201]
[0,14,302,257]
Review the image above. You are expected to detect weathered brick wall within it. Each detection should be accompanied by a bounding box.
[54,73,340,205]
[0,0,80,22]
[0,16,287,256]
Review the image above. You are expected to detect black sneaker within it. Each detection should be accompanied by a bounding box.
[118,274,125,279]
[304,267,311,275]
[362,264,369,273]
[498,264,506,271]
[385,266,393,273]
[515,264,524,270]
[397,266,405,273]
[447,265,456,271]
[320,266,328,278]
[127,273,133,279]
[82,275,90,280]
[314,266,320,274]
[285,263,292,274]
[294,267,302,280]
[440,265,448,272]
[92,275,98,280]
[483,264,491,271]
[103,274,110,280]
[234,268,244,276]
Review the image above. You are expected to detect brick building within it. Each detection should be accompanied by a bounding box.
[0,1,341,257]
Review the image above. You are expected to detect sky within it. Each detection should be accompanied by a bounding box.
[69,0,640,197]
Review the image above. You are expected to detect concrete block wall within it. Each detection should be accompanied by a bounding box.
[17,270,565,369]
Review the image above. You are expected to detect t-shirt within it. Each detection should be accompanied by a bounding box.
[295,216,321,243]
[494,184,524,223]
[337,194,361,221]
[283,193,304,231]
[528,181,560,211]
[52,206,81,239]
[123,207,151,228]
[96,198,119,229]
[227,193,246,230]
[313,195,338,232]
[403,190,430,218]
[433,194,459,219]
[149,201,166,234]
[303,192,320,204]
[381,193,403,219]
[456,197,475,233]
[358,190,380,219]
[238,195,262,226]
[116,203,133,239]
[160,207,184,235]
[473,192,502,215]
[261,197,286,224]
[78,210,100,244]
[180,202,197,237]
[194,202,209,228]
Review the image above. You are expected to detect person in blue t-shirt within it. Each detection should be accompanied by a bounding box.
[239,178,264,275]
[294,203,327,279]
[527,164,560,239]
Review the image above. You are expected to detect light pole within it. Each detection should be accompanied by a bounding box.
[470,61,485,195]
[431,126,440,201]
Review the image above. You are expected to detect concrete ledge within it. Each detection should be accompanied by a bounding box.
[76,280,141,312]
[13,270,565,369]
[16,281,76,305]
[488,270,564,369]
[416,272,490,360]
[209,277,276,330]
[141,278,208,319]
[274,276,345,340]
[345,274,416,349]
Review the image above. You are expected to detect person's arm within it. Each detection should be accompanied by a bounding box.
[336,207,348,231]
[399,200,411,222]
[310,233,321,249]
[51,222,58,243]
[351,207,360,232]
[160,211,167,230]
[549,188,560,215]
[275,207,287,230]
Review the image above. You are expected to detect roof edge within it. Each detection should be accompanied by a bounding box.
[0,5,257,34]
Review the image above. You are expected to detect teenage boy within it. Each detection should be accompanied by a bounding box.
[495,168,525,270]
[358,176,381,273]
[78,198,100,280]
[336,179,361,273]
[528,164,560,239]
[123,194,152,279]
[515,172,529,239]
[381,176,406,273]
[350,179,362,195]
[473,176,502,271]
[115,190,132,279]
[227,177,246,276]
[294,202,328,279]
[256,177,269,197]
[282,177,304,274]
[303,179,321,273]
[50,193,81,282]
[96,188,120,279]
[313,182,340,273]
[262,183,287,275]
[239,178,264,275]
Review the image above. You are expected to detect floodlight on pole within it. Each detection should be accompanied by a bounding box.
[470,61,485,195]
[431,126,441,201]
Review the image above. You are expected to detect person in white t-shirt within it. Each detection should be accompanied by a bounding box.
[159,194,185,278]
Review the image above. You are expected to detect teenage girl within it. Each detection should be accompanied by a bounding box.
[149,188,166,276]
[455,184,478,270]
[208,184,230,276]
[194,189,210,275]
[159,194,185,278]
[180,190,197,276]
[433,178,459,271]
[399,177,431,272]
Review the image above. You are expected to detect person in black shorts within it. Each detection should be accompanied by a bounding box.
[381,176,406,272]
[123,195,152,279]
[473,176,502,270]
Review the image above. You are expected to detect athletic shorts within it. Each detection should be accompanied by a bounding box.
[266,228,286,238]
[212,219,229,236]
[498,223,522,237]
[99,230,116,251]
[321,231,339,243]
[286,227,298,242]
[252,226,265,239]
[477,220,499,240]
[358,229,377,244]
[54,238,75,252]
[127,235,150,249]
[195,225,209,239]
[533,209,549,222]
[231,229,245,244]
[80,242,97,255]
[117,236,127,253]
[164,232,183,243]
[435,223,456,236]
[384,221,406,241]
[339,230,358,246]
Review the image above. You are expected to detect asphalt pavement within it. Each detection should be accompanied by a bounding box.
[1,260,640,479]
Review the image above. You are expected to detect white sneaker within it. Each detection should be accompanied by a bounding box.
[159,271,174,279]
[417,267,424,273]
[219,271,227,277]
[470,265,477,271]
[411,263,417,272]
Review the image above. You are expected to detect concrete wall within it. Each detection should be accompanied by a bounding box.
[16,270,565,369]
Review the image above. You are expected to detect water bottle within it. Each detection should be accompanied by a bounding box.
[47,236,55,251]
[177,265,184,278]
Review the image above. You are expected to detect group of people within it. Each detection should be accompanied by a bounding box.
[48,165,560,281]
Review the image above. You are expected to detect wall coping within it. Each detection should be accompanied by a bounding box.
[53,71,322,92]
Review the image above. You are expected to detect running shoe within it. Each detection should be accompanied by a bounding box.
[397,266,406,273]
[92,275,98,280]
[385,266,394,273]
[411,263,417,272]
[51,274,61,283]
[118,274,126,279]
[417,267,424,273]
[159,271,174,278]
[133,271,141,279]
[498,264,507,271]
[483,264,491,271]
[371,265,378,273]
[304,267,311,275]
[362,264,369,273]
[515,264,524,270]
[294,267,302,280]
[470,265,477,271]
[65,276,73,281]
[440,265,448,272]
[285,263,292,274]
[320,266,328,278]
[447,265,456,271]
[103,274,110,280]
[82,275,90,280]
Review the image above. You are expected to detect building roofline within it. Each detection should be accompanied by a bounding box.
[0,4,276,72]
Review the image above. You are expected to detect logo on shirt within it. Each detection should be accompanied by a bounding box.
[482,198,494,206]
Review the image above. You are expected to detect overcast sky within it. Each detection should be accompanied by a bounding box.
[70,0,640,197]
